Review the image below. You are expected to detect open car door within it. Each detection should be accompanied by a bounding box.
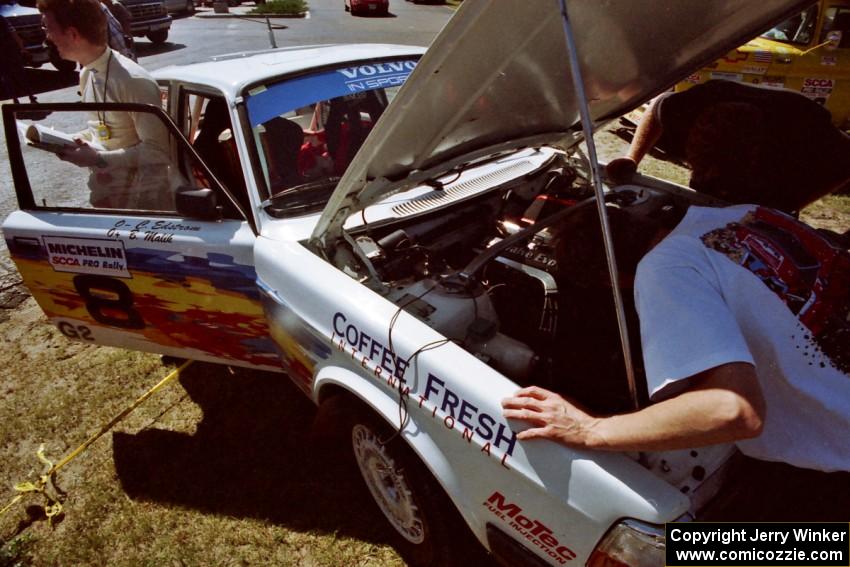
[2,102,280,370]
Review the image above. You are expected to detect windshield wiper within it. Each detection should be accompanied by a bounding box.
[264,176,341,204]
[262,176,342,218]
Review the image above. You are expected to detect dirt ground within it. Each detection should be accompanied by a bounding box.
[0,128,847,565]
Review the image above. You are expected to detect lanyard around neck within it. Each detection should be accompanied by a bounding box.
[90,50,113,126]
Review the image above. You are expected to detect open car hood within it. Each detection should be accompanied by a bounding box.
[312,0,813,244]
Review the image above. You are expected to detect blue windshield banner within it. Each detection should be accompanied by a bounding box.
[246,59,418,127]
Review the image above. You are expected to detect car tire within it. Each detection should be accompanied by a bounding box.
[147,29,169,44]
[47,43,76,75]
[332,397,487,567]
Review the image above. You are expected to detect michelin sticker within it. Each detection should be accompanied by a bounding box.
[43,236,130,278]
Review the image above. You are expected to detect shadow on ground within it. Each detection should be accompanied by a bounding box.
[12,67,79,99]
[135,41,187,58]
[346,7,396,17]
[112,362,394,546]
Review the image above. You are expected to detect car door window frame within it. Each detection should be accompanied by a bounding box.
[2,100,254,233]
[173,86,255,219]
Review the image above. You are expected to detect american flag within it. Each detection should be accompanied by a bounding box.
[753,51,773,63]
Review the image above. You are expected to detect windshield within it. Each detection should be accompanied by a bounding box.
[760,5,818,45]
[243,57,419,211]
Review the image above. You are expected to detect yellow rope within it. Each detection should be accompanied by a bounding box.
[0,360,193,526]
[0,495,23,519]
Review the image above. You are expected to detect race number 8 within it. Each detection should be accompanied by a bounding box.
[72,275,144,329]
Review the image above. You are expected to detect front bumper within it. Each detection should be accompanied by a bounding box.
[130,15,173,36]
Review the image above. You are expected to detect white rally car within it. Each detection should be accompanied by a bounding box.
[2,1,813,565]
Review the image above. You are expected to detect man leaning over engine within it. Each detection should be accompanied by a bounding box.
[503,198,850,520]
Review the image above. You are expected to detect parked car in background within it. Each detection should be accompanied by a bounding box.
[675,0,850,129]
[199,0,241,7]
[2,1,48,68]
[344,0,388,16]
[163,0,193,15]
[121,0,171,44]
[1,0,75,73]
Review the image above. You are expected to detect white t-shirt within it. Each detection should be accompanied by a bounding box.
[635,205,850,472]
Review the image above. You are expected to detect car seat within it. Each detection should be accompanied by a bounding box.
[262,117,305,189]
[324,91,385,175]
[192,98,248,216]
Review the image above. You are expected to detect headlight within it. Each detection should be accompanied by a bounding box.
[587,519,665,567]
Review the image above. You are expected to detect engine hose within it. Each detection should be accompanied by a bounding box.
[456,195,599,285]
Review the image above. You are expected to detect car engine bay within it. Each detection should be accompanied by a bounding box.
[344,148,696,412]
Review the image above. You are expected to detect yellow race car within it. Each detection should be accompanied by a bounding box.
[680,0,850,130]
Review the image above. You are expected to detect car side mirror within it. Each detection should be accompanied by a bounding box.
[826,30,843,50]
[176,187,222,221]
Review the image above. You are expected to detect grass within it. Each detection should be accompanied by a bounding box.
[0,300,405,566]
[0,535,35,567]
[801,193,850,234]
[249,0,307,15]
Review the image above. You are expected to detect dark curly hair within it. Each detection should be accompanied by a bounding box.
[685,102,768,204]
[554,203,667,289]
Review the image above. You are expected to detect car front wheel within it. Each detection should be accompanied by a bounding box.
[147,29,169,44]
[335,399,487,567]
[352,422,428,546]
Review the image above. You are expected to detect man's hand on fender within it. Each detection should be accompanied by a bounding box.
[58,138,103,168]
[503,364,765,453]
[502,386,604,449]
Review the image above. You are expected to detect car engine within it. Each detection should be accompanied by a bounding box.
[349,148,687,414]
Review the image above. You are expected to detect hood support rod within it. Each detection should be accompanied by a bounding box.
[557,0,640,411]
